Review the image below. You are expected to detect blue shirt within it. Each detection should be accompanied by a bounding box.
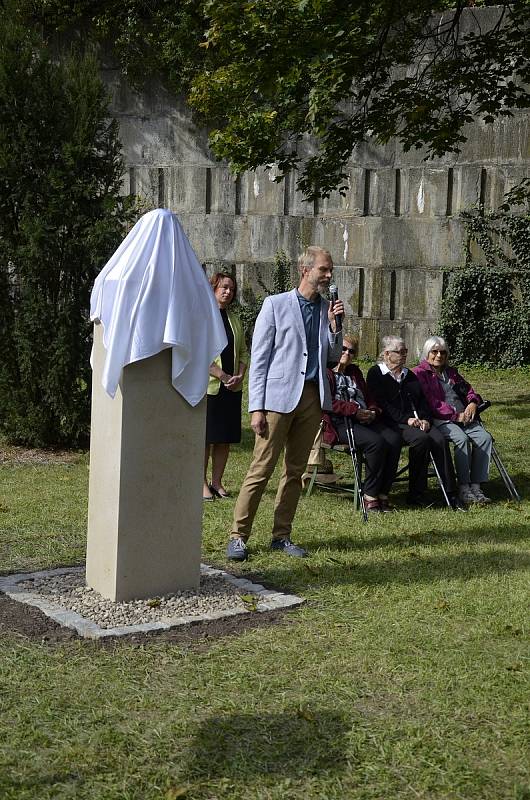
[296,290,321,383]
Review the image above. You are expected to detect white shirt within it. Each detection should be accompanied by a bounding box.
[90,209,227,406]
[378,362,408,383]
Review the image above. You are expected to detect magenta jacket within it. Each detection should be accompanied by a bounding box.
[413,360,482,422]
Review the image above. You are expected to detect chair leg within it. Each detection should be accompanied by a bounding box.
[349,448,364,512]
[305,464,318,497]
[353,457,359,510]
[492,445,521,501]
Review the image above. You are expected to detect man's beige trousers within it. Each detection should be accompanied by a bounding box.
[232,382,322,541]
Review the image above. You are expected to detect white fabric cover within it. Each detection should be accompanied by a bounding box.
[90,208,227,406]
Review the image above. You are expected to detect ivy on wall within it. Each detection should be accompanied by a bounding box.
[439,182,530,367]
[236,250,294,348]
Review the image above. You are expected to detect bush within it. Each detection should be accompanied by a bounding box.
[439,266,530,367]
[0,11,136,446]
[236,249,294,347]
[440,192,530,368]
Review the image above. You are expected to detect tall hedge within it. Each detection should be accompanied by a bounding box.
[439,197,530,368]
[0,12,135,446]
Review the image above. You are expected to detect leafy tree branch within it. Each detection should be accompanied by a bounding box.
[10,0,530,200]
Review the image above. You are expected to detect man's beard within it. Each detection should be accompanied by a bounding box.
[316,280,330,295]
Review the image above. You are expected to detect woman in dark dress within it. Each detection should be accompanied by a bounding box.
[204,273,247,501]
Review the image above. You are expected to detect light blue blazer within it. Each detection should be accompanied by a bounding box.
[248,289,342,413]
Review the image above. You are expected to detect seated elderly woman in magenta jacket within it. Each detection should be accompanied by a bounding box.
[413,335,493,505]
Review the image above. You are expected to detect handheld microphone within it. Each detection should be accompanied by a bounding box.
[329,284,342,332]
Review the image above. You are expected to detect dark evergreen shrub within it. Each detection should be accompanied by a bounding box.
[440,193,530,368]
[0,11,136,446]
[439,266,530,368]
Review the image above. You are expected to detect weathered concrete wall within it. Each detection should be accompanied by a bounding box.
[101,8,529,358]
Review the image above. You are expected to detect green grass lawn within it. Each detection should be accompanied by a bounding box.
[0,366,529,800]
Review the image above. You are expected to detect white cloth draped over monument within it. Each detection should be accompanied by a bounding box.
[90,208,227,406]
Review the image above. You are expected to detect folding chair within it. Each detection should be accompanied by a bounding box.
[305,412,368,522]
[476,401,521,501]
[305,439,366,509]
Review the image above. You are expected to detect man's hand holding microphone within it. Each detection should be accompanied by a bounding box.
[329,284,344,332]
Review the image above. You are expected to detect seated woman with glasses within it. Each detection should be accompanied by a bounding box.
[413,336,492,505]
[322,333,402,512]
[366,335,462,509]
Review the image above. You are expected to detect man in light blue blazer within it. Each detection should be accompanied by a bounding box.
[227,246,344,561]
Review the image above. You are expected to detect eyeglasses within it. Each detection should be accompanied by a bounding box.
[430,349,447,355]
[342,346,355,355]
[388,348,408,355]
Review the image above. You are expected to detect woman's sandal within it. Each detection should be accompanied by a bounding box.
[209,484,231,499]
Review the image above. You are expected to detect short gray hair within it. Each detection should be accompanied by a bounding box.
[298,246,332,274]
[421,335,449,361]
[378,335,406,362]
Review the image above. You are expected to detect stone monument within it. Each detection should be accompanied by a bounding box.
[86,209,227,602]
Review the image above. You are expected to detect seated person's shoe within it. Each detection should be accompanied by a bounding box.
[227,537,248,561]
[471,485,492,504]
[458,486,477,505]
[270,538,307,558]
[364,497,381,513]
[379,498,396,513]
[448,494,467,512]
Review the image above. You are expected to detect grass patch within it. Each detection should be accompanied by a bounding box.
[0,366,529,799]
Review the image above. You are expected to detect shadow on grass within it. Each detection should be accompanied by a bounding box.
[253,515,530,591]
[185,711,348,781]
[494,407,530,421]
[311,470,527,505]
[487,472,528,496]
[2,771,83,794]
[279,546,530,590]
[483,394,530,407]
[320,522,530,554]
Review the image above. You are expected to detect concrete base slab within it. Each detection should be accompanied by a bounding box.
[0,565,304,640]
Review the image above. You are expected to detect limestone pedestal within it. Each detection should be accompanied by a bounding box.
[86,324,204,601]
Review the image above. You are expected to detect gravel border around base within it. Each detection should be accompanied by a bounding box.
[0,565,304,639]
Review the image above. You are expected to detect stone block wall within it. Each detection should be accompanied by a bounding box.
[102,16,529,359]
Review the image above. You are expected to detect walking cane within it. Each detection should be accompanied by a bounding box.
[409,399,453,509]
[338,382,368,522]
[476,401,521,502]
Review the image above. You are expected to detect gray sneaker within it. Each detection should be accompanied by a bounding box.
[472,487,492,504]
[270,538,308,558]
[226,537,248,561]
[459,486,477,505]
